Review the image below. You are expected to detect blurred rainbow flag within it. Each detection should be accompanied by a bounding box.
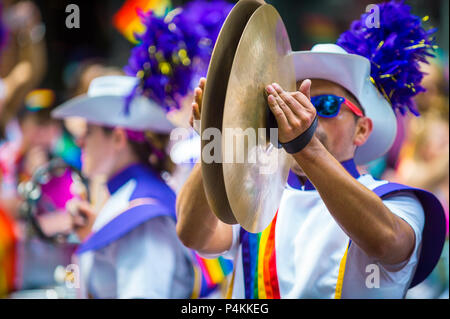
[191,253,234,298]
[113,0,172,43]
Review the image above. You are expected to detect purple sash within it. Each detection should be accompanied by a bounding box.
[76,203,175,254]
[76,163,176,255]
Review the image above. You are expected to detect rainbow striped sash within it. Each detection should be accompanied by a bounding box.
[190,253,233,298]
[240,212,280,299]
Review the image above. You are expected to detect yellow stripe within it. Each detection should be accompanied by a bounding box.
[257,226,271,299]
[225,268,236,299]
[124,18,146,43]
[144,0,169,15]
[203,258,224,284]
[334,243,349,299]
[190,265,201,299]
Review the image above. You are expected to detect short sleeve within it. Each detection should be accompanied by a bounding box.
[380,191,425,271]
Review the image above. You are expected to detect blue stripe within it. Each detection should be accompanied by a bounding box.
[240,228,253,299]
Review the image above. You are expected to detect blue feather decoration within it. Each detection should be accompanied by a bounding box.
[336,0,437,116]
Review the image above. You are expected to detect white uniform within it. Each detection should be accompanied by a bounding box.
[204,160,427,299]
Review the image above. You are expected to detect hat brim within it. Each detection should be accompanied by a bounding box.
[291,51,397,165]
[52,94,175,133]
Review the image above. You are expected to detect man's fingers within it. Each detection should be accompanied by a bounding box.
[267,94,289,129]
[279,89,307,119]
[191,102,200,118]
[270,83,305,123]
[194,88,202,105]
[298,79,311,100]
[273,94,299,126]
[267,84,296,122]
[197,77,206,113]
[194,87,203,114]
[199,77,206,90]
[291,91,316,114]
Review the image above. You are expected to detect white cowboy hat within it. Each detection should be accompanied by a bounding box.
[51,75,175,133]
[291,43,397,165]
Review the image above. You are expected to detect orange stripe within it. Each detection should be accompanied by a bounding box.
[263,226,274,298]
[263,212,279,298]
[196,256,213,287]
[114,0,152,30]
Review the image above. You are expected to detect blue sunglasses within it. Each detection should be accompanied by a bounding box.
[311,94,363,118]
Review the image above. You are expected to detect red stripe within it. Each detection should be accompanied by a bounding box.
[113,0,151,30]
[267,212,280,299]
[196,255,214,287]
[0,207,18,292]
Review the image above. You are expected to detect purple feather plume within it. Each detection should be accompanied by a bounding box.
[124,0,233,114]
[337,0,437,116]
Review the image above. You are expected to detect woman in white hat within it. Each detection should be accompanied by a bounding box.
[52,75,194,298]
[51,0,234,298]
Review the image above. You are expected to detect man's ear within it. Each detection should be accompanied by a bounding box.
[353,117,373,146]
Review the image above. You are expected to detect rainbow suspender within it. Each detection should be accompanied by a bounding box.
[238,212,281,299]
[234,212,348,300]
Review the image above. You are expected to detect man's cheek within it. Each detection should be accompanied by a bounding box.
[315,129,328,148]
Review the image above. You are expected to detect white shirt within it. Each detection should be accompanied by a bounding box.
[76,177,194,299]
[207,174,425,299]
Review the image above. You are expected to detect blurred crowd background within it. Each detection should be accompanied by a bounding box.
[0,0,448,299]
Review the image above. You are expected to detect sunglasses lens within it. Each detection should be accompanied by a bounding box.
[311,95,341,117]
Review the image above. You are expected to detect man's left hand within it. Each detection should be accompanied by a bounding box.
[266,79,316,144]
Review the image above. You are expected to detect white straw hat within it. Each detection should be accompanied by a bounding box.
[52,75,175,133]
[291,44,397,165]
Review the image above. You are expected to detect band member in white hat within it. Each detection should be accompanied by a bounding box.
[52,75,194,298]
[176,1,446,298]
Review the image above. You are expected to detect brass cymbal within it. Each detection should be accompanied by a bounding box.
[201,0,265,224]
[222,4,295,233]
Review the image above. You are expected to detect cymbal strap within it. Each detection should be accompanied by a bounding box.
[279,115,318,154]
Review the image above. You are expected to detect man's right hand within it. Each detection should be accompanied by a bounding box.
[189,77,206,133]
[177,77,234,255]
